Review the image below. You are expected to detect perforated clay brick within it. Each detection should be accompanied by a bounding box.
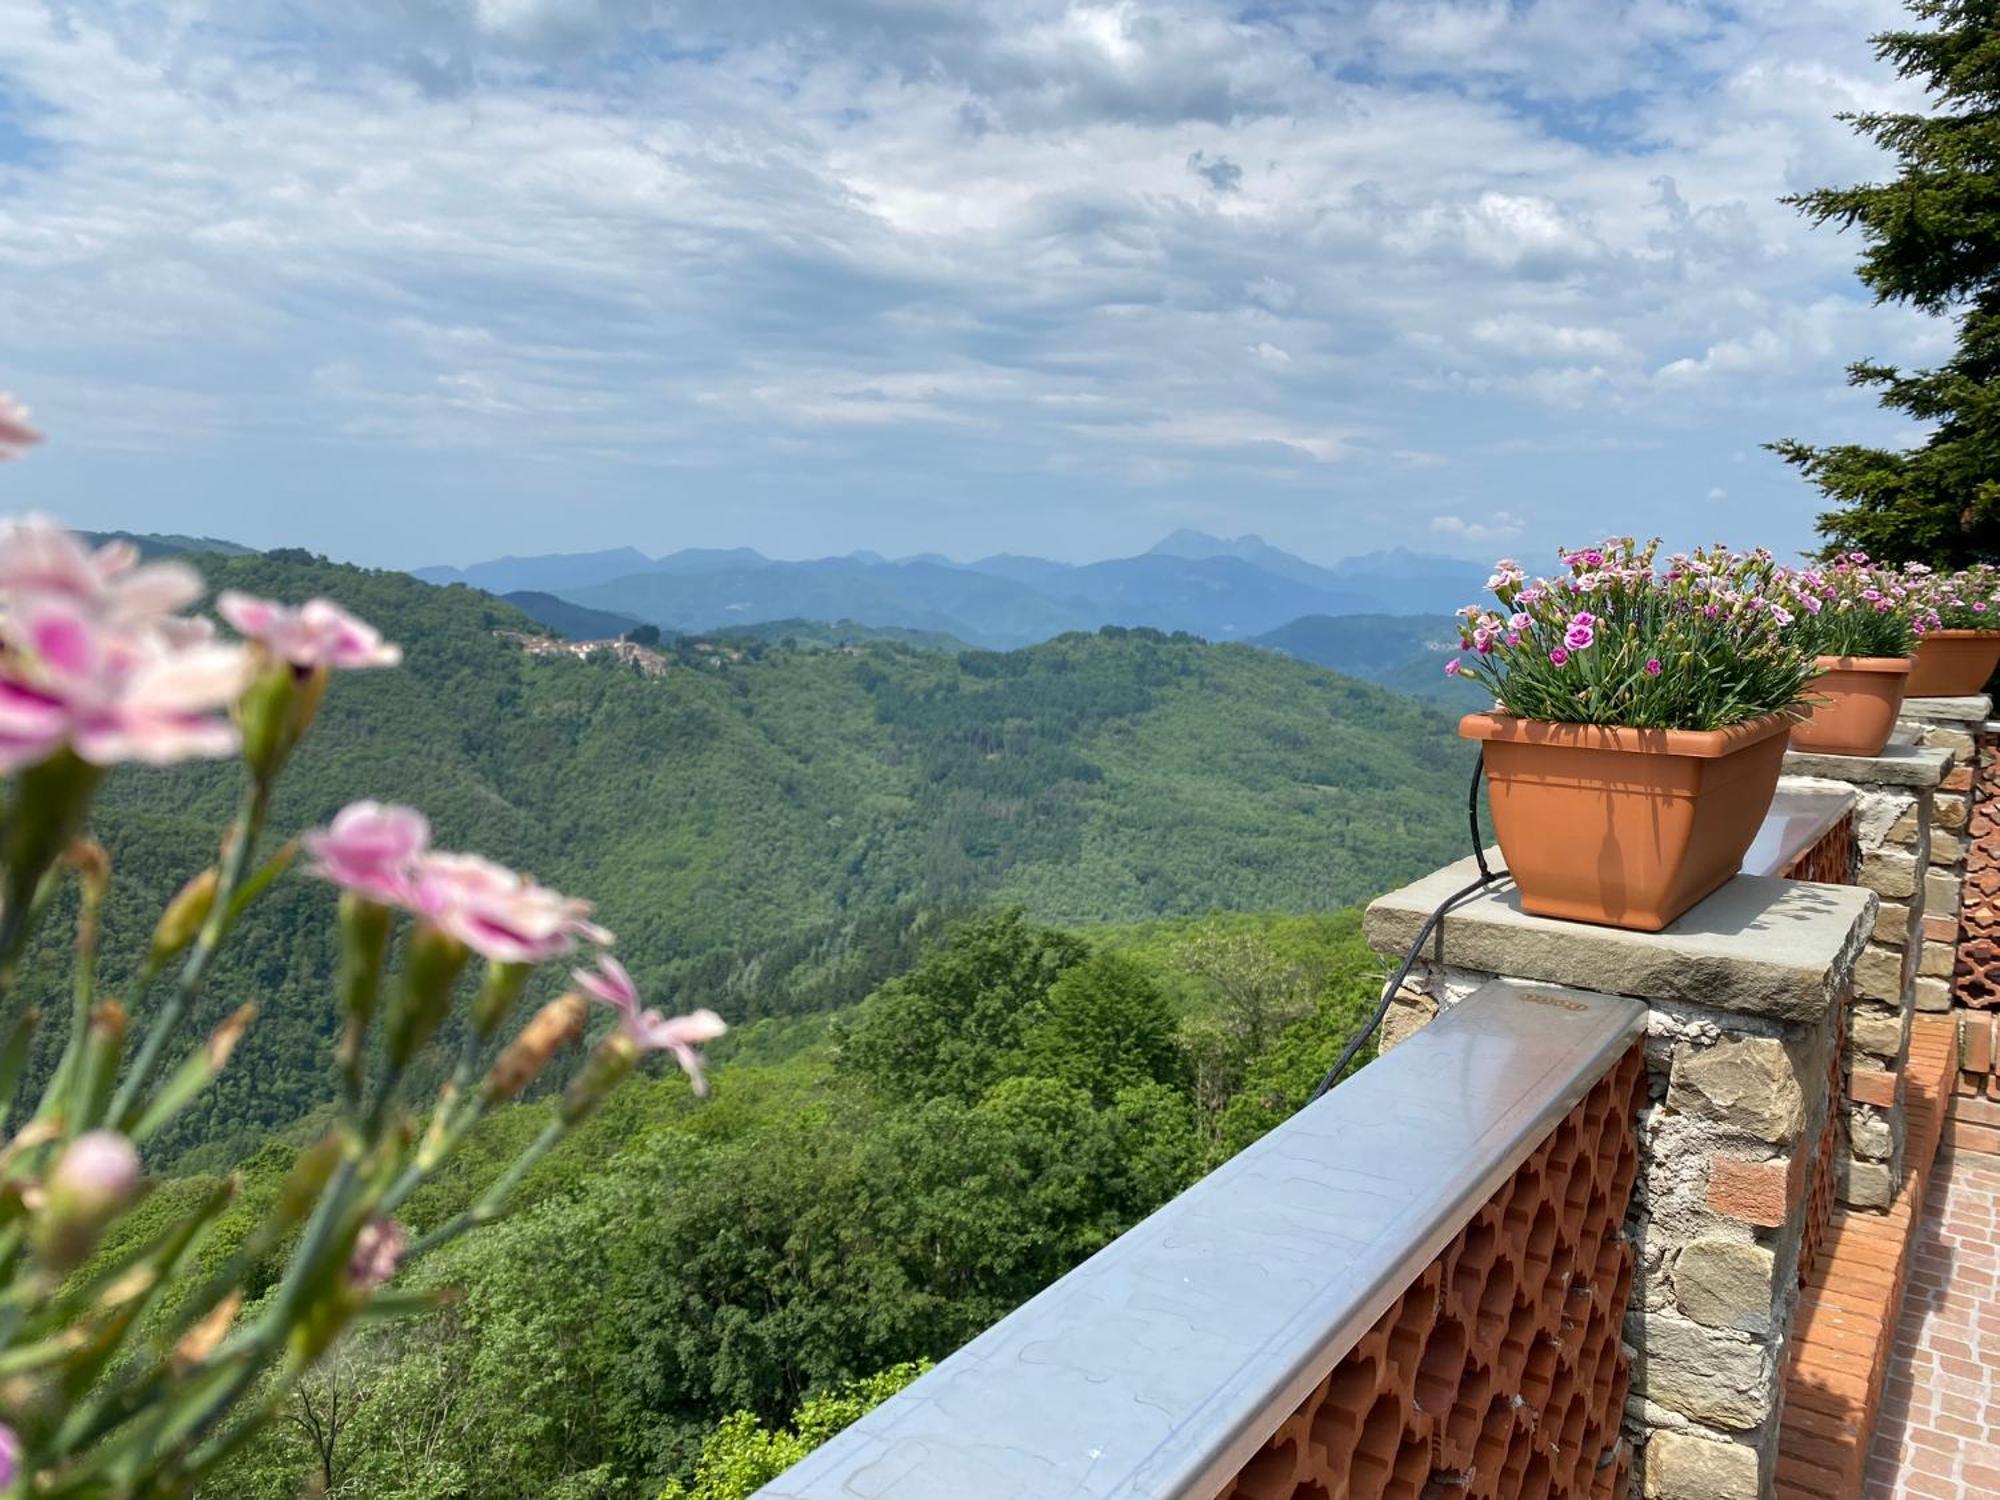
[1213,1044,1645,1500]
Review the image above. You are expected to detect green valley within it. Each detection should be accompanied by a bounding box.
[46,551,1471,1168]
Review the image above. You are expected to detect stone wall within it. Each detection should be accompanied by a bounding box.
[1901,696,1990,1001]
[1366,868,1876,1499]
[1899,696,1997,1124]
[1778,744,1954,1209]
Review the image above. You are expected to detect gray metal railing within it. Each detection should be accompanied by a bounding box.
[755,978,1645,1500]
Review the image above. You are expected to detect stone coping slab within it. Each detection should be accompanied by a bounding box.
[1746,783,1857,877]
[1902,694,1992,722]
[1365,859,1876,1023]
[1781,743,1953,789]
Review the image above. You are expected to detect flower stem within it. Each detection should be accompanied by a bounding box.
[407,1116,566,1261]
[109,774,271,1131]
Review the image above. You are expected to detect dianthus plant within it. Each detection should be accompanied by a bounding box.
[1445,538,1819,732]
[1903,562,2000,632]
[0,405,723,1500]
[1774,554,1919,660]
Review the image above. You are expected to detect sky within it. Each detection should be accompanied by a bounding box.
[0,0,1953,570]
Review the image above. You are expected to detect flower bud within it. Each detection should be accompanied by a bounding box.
[150,868,218,969]
[173,1289,242,1373]
[470,961,533,1038]
[560,1032,639,1125]
[65,838,109,892]
[35,1130,140,1270]
[335,891,394,1076]
[483,994,586,1104]
[235,657,331,780]
[206,1003,256,1071]
[277,1134,343,1223]
[384,922,468,1069]
[69,1000,126,1129]
[234,658,296,778]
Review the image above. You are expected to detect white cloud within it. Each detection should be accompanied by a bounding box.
[1431,510,1527,544]
[0,0,1956,564]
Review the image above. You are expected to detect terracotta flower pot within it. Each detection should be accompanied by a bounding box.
[1789,656,1912,758]
[1905,629,2000,698]
[1459,712,1792,932]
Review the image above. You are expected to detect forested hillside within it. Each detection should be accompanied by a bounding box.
[45,552,1471,1166]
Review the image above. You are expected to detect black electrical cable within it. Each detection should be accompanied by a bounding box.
[1306,748,1504,1103]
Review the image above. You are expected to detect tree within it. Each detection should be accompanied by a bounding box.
[1772,0,2000,562]
[658,1363,930,1500]
[1020,951,1185,1103]
[626,623,664,647]
[835,910,1087,1101]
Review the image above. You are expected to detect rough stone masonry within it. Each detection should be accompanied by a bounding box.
[1779,740,1954,1211]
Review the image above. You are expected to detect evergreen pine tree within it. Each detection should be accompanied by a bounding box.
[1772,1,2000,563]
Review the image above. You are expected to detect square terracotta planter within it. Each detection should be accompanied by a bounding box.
[1459,712,1793,932]
[1788,656,1911,758]
[1905,629,2000,698]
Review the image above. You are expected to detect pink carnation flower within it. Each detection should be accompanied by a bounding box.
[1549,647,1570,666]
[574,956,728,1094]
[1563,621,1595,651]
[347,1218,407,1292]
[305,801,431,906]
[0,601,247,772]
[1443,659,1462,676]
[413,853,609,965]
[218,592,401,671]
[0,514,203,628]
[0,393,40,461]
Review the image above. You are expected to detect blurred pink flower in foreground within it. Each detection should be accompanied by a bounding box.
[50,1130,140,1209]
[575,956,727,1094]
[347,1218,407,1292]
[0,600,247,772]
[218,592,402,671]
[414,852,609,965]
[306,802,610,964]
[0,514,203,629]
[305,801,431,907]
[0,516,247,771]
[0,393,40,460]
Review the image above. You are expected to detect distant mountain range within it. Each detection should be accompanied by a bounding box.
[1249,614,1487,709]
[415,532,1483,650]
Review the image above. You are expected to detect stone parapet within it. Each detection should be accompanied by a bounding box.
[1365,867,1876,1498]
